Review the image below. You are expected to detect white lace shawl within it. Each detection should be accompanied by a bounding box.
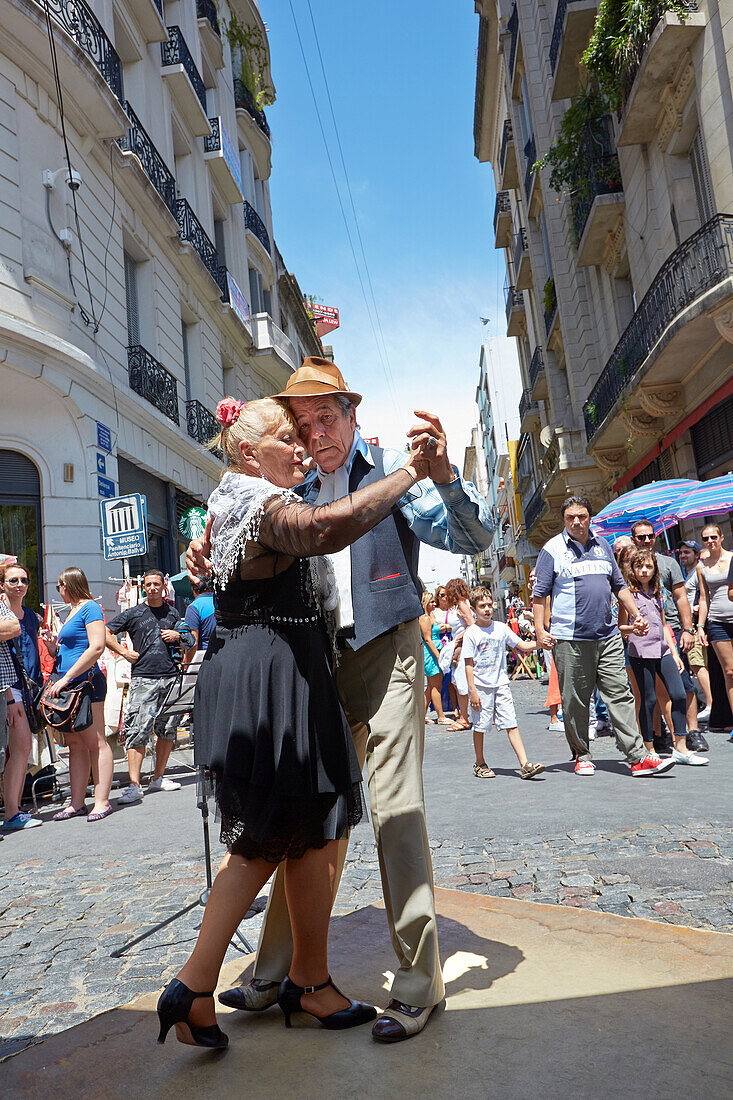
[207,471,338,615]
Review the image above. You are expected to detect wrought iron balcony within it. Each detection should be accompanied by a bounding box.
[45,0,123,102]
[524,135,536,202]
[584,212,733,441]
[544,282,558,336]
[120,102,177,217]
[570,119,623,245]
[243,199,271,255]
[513,227,528,277]
[523,482,545,532]
[505,285,525,334]
[507,4,519,80]
[127,346,179,424]
[161,26,207,114]
[494,190,512,229]
[519,389,537,423]
[528,346,545,390]
[233,78,271,139]
[186,399,219,450]
[541,436,560,480]
[196,0,220,36]
[550,0,589,75]
[620,0,698,106]
[499,119,513,176]
[176,198,219,283]
[516,433,533,486]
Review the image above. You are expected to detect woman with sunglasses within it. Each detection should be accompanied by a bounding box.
[43,568,112,822]
[0,562,42,830]
[697,525,733,718]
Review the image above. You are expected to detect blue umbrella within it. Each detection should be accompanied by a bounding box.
[672,473,733,523]
[592,479,698,540]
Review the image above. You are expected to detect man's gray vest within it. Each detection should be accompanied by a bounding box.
[305,446,424,651]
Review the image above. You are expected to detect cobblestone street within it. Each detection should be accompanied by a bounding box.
[3,679,733,1060]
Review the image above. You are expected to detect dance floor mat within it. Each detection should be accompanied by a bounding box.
[5,888,733,1099]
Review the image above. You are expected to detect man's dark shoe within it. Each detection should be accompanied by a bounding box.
[653,731,674,757]
[686,730,709,753]
[218,978,279,1011]
[372,1000,440,1042]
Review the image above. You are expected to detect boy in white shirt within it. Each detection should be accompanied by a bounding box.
[463,586,545,780]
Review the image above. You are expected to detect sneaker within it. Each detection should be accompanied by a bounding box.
[630,754,675,777]
[696,705,711,724]
[588,724,597,741]
[653,731,674,758]
[595,718,611,732]
[686,730,709,753]
[118,783,143,804]
[2,812,42,830]
[574,757,595,775]
[147,776,182,792]
[672,748,709,765]
[548,720,565,732]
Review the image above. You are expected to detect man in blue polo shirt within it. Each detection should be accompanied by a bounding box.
[532,495,674,777]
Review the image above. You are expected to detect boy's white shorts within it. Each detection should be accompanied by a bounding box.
[470,683,517,732]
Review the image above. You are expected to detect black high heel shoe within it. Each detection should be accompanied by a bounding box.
[157,979,229,1049]
[277,975,377,1030]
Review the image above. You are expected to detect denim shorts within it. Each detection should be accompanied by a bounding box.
[123,675,179,750]
[707,620,733,643]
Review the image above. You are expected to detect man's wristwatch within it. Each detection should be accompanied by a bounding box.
[681,628,693,636]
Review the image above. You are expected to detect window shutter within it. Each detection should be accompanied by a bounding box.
[123,252,140,346]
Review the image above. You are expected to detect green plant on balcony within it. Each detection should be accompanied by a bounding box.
[534,87,610,195]
[225,14,274,107]
[582,0,694,109]
[542,277,556,315]
[586,401,598,425]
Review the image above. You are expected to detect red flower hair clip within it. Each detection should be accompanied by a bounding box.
[216,397,243,426]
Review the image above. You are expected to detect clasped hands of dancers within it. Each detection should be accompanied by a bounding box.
[157,358,495,1050]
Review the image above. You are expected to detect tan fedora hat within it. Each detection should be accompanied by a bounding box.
[273,357,362,406]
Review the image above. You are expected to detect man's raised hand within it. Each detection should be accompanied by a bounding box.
[407,411,453,484]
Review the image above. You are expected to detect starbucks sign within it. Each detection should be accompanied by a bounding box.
[179,507,207,540]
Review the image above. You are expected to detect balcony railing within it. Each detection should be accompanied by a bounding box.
[529,346,545,389]
[507,4,519,79]
[524,135,536,201]
[243,199,271,254]
[523,482,545,531]
[120,102,177,217]
[544,281,558,336]
[620,1,698,105]
[494,190,511,231]
[519,389,536,422]
[186,399,219,449]
[499,119,513,176]
[128,346,179,424]
[516,433,533,485]
[161,26,207,114]
[584,212,733,441]
[570,119,623,244]
[196,0,220,36]
[541,436,560,480]
[233,78,271,139]
[176,198,218,282]
[505,284,524,322]
[549,0,583,75]
[513,227,528,276]
[45,0,123,101]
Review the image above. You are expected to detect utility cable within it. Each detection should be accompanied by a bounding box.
[303,0,399,405]
[287,0,399,412]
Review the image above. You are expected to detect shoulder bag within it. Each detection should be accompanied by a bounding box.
[10,638,44,735]
[39,669,94,734]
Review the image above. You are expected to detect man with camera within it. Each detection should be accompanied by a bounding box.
[105,570,193,804]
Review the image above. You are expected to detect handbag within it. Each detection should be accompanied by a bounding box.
[39,671,94,734]
[10,639,44,735]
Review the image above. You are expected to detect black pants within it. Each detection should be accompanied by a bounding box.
[629,653,686,741]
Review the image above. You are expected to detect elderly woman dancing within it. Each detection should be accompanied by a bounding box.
[157,396,428,1050]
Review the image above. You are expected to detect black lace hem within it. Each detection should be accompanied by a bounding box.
[211,770,364,863]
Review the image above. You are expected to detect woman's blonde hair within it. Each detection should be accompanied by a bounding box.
[58,566,93,603]
[213,398,296,471]
[421,590,435,614]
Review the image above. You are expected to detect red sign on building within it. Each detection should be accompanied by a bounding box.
[310,303,340,338]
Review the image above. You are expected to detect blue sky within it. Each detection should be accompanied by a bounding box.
[260,0,519,582]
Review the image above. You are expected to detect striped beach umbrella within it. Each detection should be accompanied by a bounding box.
[672,473,733,523]
[591,479,698,539]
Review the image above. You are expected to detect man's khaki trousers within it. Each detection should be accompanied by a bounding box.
[253,618,445,1008]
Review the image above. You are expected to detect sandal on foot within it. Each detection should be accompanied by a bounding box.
[519,762,546,779]
[473,764,496,779]
[53,804,88,821]
[447,721,471,731]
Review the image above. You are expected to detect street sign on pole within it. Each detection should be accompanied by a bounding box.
[100,493,148,561]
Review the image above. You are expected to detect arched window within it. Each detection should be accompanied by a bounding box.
[0,451,43,610]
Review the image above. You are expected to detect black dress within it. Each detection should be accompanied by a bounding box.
[193,557,363,862]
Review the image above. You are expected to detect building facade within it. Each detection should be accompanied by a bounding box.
[1,0,319,611]
[473,0,733,547]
